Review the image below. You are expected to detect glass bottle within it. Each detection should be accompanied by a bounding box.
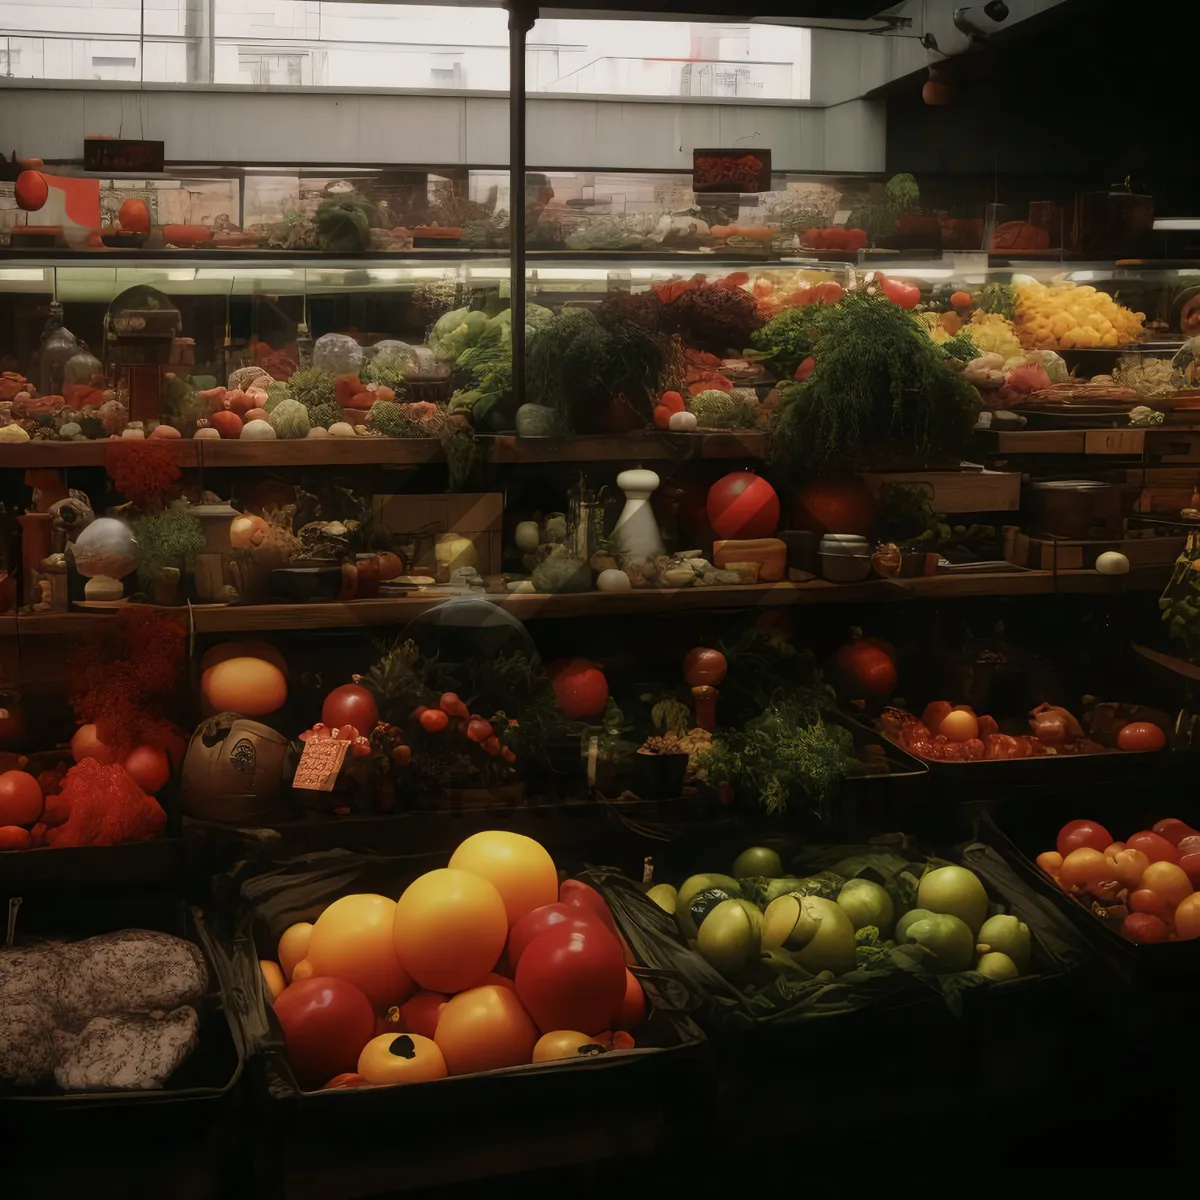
[36,301,81,397]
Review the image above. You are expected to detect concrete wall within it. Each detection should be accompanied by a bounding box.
[809,0,1069,107]
[0,82,886,172]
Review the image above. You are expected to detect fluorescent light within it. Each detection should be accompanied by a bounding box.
[1068,271,1096,281]
[528,268,610,281]
[0,269,46,281]
[1153,218,1200,231]
[882,268,955,279]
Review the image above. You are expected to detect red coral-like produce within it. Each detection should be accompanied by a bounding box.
[657,281,763,356]
[104,438,181,509]
[44,759,166,847]
[70,609,186,759]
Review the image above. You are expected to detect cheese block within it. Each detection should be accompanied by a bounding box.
[713,537,787,582]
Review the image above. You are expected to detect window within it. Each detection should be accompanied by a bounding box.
[0,2,811,100]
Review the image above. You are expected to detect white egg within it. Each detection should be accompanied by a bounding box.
[1095,551,1130,575]
[596,568,632,592]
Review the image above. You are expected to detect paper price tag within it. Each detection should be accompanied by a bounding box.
[294,738,350,792]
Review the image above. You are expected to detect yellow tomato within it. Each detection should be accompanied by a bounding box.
[1175,893,1200,941]
[532,1031,607,1063]
[357,1033,447,1086]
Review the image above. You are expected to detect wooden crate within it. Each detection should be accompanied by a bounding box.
[861,468,1021,513]
[1005,529,1185,571]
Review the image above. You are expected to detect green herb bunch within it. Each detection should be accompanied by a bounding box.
[770,291,978,477]
[526,307,614,434]
[750,307,818,378]
[699,695,859,817]
[131,501,205,588]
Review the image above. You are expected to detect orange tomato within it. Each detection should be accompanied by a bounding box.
[1035,850,1063,878]
[448,831,558,927]
[1139,861,1192,909]
[278,922,314,982]
[307,894,414,1009]
[393,868,507,993]
[1105,847,1149,890]
[434,984,538,1076]
[1059,847,1112,890]
[260,960,286,1001]
[1175,893,1200,940]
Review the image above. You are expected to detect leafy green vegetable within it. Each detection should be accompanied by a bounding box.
[314,198,374,252]
[131,501,205,588]
[770,291,978,477]
[750,307,817,378]
[698,696,859,817]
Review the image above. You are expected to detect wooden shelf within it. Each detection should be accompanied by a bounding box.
[894,565,1170,597]
[4,568,1172,636]
[0,440,200,468]
[484,432,767,462]
[197,438,443,467]
[0,432,767,470]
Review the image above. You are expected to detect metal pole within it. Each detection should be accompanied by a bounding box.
[507,0,535,408]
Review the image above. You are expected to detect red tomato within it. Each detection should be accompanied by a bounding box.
[792,479,876,538]
[1126,830,1180,865]
[0,771,42,827]
[506,902,605,968]
[420,708,449,733]
[515,924,627,1035]
[831,642,897,701]
[811,281,844,305]
[1117,722,1166,752]
[438,692,469,719]
[1155,819,1198,847]
[1129,888,1171,919]
[548,660,609,721]
[465,716,494,742]
[274,977,376,1089]
[560,879,618,936]
[322,1072,369,1090]
[1123,913,1169,944]
[921,701,954,735]
[1055,819,1114,858]
[793,356,815,382]
[322,684,379,732]
[1180,851,1200,887]
[682,647,728,688]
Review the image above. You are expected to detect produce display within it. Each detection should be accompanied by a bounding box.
[637,842,1039,1007]
[258,831,646,1089]
[881,700,1168,762]
[1037,817,1200,944]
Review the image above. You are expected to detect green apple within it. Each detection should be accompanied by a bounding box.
[976,914,1030,972]
[902,913,975,973]
[917,865,989,935]
[696,899,762,974]
[837,878,895,936]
